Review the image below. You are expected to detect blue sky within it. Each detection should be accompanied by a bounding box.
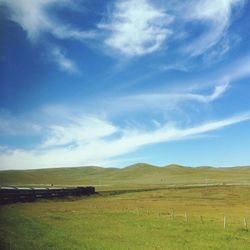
[0,0,250,170]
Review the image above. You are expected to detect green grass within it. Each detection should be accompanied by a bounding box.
[1,163,250,191]
[1,164,250,249]
[1,186,250,249]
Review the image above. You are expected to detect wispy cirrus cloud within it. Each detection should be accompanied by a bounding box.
[1,0,246,66]
[41,116,118,148]
[97,0,245,60]
[0,110,41,136]
[0,0,94,73]
[100,81,230,117]
[0,63,249,170]
[183,0,245,56]
[94,54,250,120]
[98,0,173,56]
[0,0,95,42]
[0,110,249,170]
[207,81,230,102]
[50,47,80,74]
[226,55,250,81]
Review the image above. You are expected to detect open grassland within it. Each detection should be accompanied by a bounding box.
[1,164,250,191]
[1,186,250,249]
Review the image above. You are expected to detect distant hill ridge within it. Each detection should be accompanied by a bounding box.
[0,163,250,188]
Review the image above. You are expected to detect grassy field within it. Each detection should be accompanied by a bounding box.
[1,164,250,249]
[1,185,250,249]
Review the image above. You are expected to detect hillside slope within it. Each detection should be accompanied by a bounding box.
[1,163,250,190]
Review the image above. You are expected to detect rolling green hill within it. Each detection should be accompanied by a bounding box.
[1,163,250,190]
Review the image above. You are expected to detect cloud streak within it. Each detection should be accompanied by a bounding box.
[41,116,118,148]
[1,0,246,65]
[0,111,41,136]
[50,47,79,74]
[183,0,244,56]
[101,81,230,117]
[0,0,95,42]
[99,0,173,56]
[0,0,94,72]
[97,0,246,60]
[0,111,249,170]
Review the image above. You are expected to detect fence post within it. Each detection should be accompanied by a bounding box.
[244,217,248,230]
[171,209,174,220]
[185,211,188,223]
[224,216,227,230]
[200,215,204,224]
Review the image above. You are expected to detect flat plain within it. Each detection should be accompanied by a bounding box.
[0,164,250,249]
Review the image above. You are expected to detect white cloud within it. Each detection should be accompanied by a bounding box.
[183,54,250,95]
[0,111,41,136]
[103,82,230,115]
[1,0,53,41]
[99,0,246,59]
[226,55,250,81]
[41,116,119,148]
[207,81,230,102]
[0,112,249,170]
[183,0,244,56]
[0,0,96,72]
[0,0,95,42]
[99,0,173,56]
[1,0,246,62]
[161,63,190,72]
[50,47,79,74]
[0,70,248,169]
[91,54,250,118]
